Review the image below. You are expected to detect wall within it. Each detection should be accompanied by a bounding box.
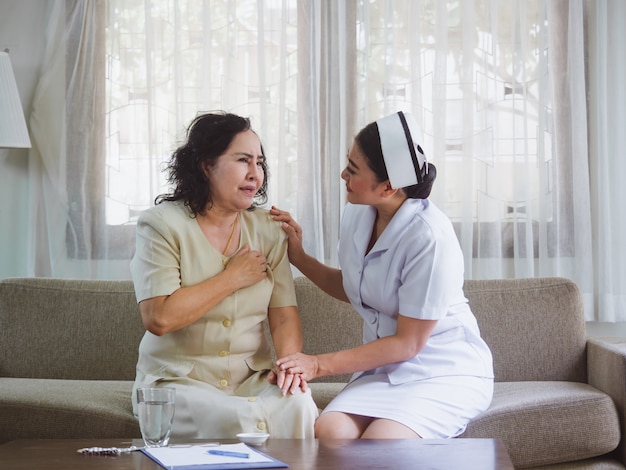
[587,322,626,337]
[0,0,50,277]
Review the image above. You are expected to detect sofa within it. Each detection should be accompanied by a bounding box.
[0,276,624,468]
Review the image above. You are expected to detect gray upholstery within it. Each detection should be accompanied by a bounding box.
[1,276,625,469]
[0,278,142,380]
[463,278,588,383]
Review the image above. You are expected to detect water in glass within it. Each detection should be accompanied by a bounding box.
[137,388,175,447]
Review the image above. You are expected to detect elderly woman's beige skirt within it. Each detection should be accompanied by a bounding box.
[148,371,318,440]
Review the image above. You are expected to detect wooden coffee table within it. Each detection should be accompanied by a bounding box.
[0,437,514,469]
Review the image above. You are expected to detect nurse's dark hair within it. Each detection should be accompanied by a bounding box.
[354,120,436,199]
[155,111,269,215]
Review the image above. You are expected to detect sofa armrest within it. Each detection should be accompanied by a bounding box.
[587,337,626,465]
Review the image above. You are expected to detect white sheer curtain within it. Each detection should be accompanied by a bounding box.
[586,0,626,322]
[349,0,594,315]
[25,0,626,321]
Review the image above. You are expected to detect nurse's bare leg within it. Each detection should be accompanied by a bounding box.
[314,411,372,438]
[361,418,421,439]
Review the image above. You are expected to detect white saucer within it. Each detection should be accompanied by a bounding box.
[236,432,270,445]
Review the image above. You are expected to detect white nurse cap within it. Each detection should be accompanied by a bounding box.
[376,111,428,189]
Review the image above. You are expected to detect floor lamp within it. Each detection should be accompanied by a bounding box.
[0,49,31,149]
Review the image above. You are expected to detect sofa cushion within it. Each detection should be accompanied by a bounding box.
[0,378,139,444]
[309,382,348,410]
[294,276,363,384]
[529,459,625,469]
[461,381,621,469]
[0,278,143,381]
[464,278,588,383]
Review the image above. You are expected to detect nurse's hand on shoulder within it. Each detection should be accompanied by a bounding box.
[270,206,305,261]
[224,245,267,289]
[275,352,319,383]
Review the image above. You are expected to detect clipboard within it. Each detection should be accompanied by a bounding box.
[141,442,289,469]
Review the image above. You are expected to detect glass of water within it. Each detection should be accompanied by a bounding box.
[136,387,175,447]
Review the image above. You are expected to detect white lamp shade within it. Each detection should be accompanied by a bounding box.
[0,51,31,148]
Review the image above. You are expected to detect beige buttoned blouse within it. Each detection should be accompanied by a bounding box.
[130,200,297,392]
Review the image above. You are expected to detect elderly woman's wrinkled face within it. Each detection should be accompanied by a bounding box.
[205,130,265,212]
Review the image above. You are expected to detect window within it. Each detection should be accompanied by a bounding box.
[66,0,580,267]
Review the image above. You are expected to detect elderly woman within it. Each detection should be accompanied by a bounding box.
[130,111,317,439]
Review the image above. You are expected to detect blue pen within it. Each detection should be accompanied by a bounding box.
[208,449,250,459]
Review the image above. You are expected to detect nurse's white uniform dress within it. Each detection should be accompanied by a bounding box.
[130,201,318,440]
[322,199,494,439]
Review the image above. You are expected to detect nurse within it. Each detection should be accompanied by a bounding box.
[270,111,494,439]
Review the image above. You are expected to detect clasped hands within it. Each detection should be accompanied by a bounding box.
[268,353,319,395]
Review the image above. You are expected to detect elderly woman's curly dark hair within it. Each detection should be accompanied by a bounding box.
[155,112,269,215]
